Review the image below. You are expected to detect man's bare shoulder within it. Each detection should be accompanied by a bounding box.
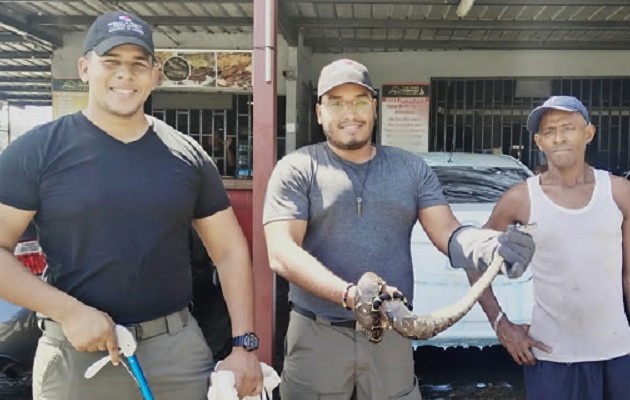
[610,174,630,216]
[486,181,530,229]
[499,181,529,206]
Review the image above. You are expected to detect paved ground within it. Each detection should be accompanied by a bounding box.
[417,346,524,400]
[0,374,30,399]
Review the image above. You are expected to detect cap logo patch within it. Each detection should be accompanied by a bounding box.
[107,16,144,35]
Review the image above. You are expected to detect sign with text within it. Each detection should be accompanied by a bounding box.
[52,79,89,119]
[155,50,252,91]
[380,83,430,153]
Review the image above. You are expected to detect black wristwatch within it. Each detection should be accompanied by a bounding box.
[232,332,259,352]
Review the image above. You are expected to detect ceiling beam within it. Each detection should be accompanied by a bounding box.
[0,76,50,83]
[0,0,251,2]
[278,9,298,46]
[0,65,50,72]
[305,38,630,50]
[1,0,626,4]
[27,12,630,31]
[293,0,630,5]
[0,85,51,93]
[0,13,62,47]
[0,34,32,43]
[28,15,253,26]
[296,18,630,31]
[0,93,51,100]
[0,52,51,60]
[7,101,52,108]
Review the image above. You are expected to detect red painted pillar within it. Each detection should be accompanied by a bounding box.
[252,0,277,365]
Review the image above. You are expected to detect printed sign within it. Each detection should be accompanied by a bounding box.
[155,50,252,91]
[52,79,89,119]
[380,83,430,153]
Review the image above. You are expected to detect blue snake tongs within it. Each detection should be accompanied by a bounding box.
[84,325,155,400]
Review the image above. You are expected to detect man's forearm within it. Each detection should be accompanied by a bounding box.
[0,247,84,323]
[268,240,349,308]
[215,250,256,335]
[466,269,503,326]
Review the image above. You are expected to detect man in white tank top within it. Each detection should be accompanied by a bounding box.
[467,96,630,400]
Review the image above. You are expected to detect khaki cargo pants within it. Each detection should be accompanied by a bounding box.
[32,309,214,400]
[281,310,422,400]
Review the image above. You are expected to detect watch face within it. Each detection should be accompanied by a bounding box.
[233,332,259,351]
[244,333,259,351]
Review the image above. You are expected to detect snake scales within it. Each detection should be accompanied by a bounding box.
[351,254,505,343]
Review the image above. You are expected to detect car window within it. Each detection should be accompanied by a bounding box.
[432,166,529,203]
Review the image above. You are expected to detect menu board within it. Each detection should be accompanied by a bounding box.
[52,79,89,119]
[155,50,252,90]
[380,83,430,153]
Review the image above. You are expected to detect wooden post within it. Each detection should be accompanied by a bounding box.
[252,0,277,365]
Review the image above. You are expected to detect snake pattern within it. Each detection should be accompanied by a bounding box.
[352,255,505,343]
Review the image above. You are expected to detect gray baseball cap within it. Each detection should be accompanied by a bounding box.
[317,59,376,99]
[526,96,590,134]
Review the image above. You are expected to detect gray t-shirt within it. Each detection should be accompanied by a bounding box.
[264,142,446,320]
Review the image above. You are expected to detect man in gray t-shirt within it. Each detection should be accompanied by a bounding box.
[263,58,535,400]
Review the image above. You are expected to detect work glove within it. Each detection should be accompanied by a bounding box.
[447,225,535,279]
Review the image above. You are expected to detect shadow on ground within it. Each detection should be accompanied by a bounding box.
[416,346,525,400]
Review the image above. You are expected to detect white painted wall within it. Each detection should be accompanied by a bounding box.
[54,32,630,155]
[52,31,290,95]
[311,50,630,89]
[284,34,314,153]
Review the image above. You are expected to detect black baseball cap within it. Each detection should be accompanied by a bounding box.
[317,59,376,99]
[83,11,155,57]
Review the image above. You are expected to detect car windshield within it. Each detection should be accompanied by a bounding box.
[432,166,530,203]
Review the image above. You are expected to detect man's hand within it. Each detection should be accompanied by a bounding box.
[345,282,402,310]
[448,225,535,278]
[496,318,551,366]
[217,348,263,398]
[57,304,119,365]
[496,224,535,279]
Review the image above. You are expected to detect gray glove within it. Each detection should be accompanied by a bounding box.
[447,225,535,279]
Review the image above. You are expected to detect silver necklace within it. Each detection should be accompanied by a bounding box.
[343,149,373,216]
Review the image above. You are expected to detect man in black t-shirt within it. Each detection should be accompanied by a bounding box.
[0,11,261,400]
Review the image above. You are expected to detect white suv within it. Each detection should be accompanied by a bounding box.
[412,152,534,348]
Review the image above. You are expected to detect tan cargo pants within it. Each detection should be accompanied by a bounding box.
[32,310,214,400]
[281,310,422,400]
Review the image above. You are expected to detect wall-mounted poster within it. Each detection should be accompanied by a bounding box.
[380,83,430,153]
[52,79,89,119]
[155,50,253,90]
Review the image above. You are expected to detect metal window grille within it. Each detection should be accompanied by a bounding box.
[430,77,630,174]
[152,94,253,178]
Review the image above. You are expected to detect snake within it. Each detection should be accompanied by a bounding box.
[352,254,505,343]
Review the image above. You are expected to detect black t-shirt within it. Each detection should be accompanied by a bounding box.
[0,112,230,323]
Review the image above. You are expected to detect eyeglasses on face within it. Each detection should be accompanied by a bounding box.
[321,98,373,114]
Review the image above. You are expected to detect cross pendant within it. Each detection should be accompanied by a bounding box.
[356,197,363,216]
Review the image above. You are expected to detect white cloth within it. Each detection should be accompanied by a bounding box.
[207,362,281,400]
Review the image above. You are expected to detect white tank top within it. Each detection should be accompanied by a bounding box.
[527,169,630,362]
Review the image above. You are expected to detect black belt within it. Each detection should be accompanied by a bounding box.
[290,302,357,329]
[38,308,190,342]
